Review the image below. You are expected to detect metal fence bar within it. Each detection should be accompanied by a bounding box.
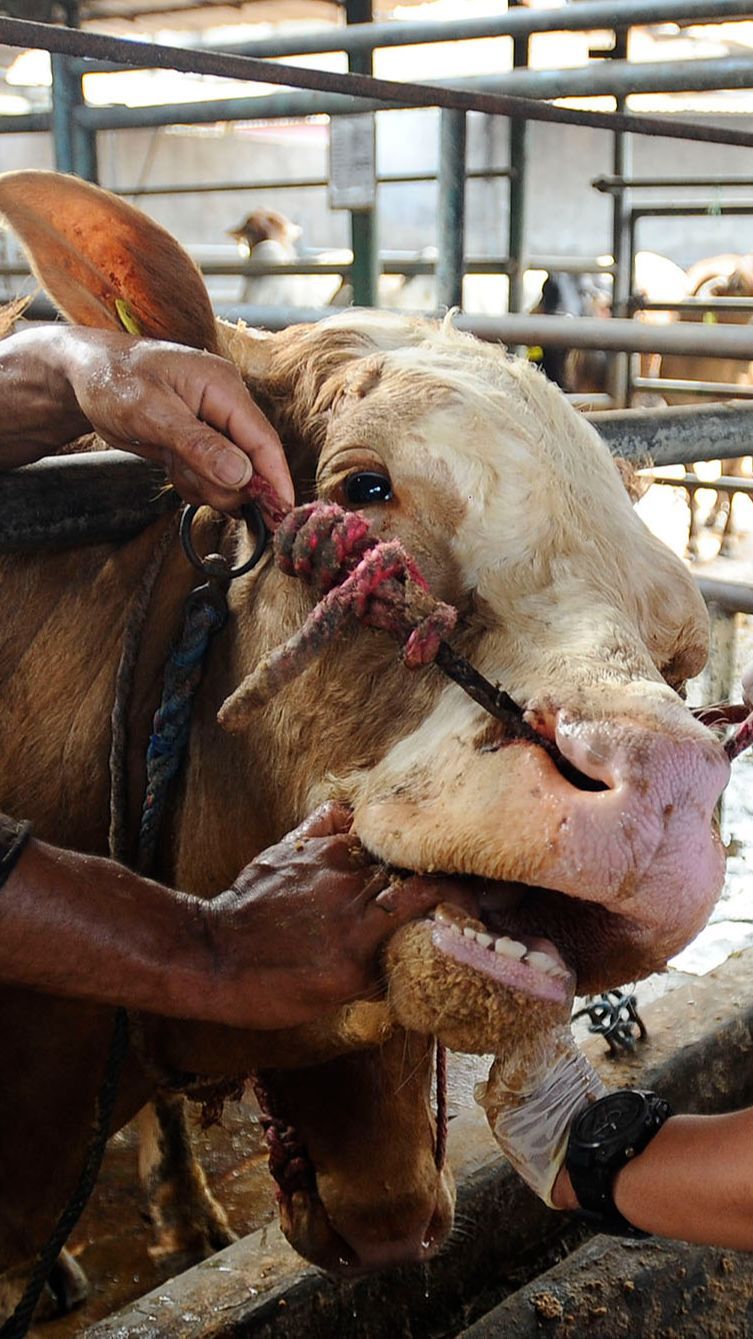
[0,111,50,135]
[67,0,753,72]
[633,203,753,219]
[695,577,753,617]
[2,254,614,283]
[51,52,98,180]
[436,108,467,310]
[595,174,753,191]
[64,57,753,139]
[66,59,753,140]
[632,378,753,397]
[506,0,529,315]
[126,304,753,359]
[345,0,378,308]
[637,298,753,312]
[110,168,513,198]
[651,474,753,495]
[451,313,753,359]
[609,27,633,409]
[591,401,753,465]
[2,404,751,551]
[4,20,753,151]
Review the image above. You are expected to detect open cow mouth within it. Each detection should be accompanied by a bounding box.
[405,871,659,1011]
[428,903,573,1006]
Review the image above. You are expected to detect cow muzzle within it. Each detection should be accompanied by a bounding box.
[257,1035,455,1276]
[354,700,729,1053]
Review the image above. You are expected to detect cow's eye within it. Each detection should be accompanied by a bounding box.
[344,471,393,505]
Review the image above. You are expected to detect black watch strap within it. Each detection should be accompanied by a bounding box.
[565,1089,672,1239]
[0,814,32,891]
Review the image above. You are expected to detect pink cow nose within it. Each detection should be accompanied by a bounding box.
[530,709,730,928]
[554,714,728,812]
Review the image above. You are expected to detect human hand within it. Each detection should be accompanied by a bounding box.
[205,803,475,1031]
[475,958,606,1208]
[60,327,294,513]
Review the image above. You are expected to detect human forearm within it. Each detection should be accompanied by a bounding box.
[0,837,221,1019]
[0,809,456,1031]
[554,1108,753,1251]
[0,324,295,513]
[0,327,90,465]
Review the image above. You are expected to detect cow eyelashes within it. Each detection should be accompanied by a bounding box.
[343,471,394,506]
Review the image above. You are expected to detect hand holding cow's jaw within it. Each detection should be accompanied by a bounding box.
[0,801,467,1031]
[0,325,294,513]
[205,803,479,1029]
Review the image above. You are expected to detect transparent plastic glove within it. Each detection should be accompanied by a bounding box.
[476,1028,607,1208]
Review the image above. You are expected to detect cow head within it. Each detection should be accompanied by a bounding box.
[0,172,729,1274]
[532,270,611,392]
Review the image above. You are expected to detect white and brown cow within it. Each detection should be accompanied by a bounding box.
[0,172,729,1312]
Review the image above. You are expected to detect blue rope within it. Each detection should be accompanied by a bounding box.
[137,586,228,875]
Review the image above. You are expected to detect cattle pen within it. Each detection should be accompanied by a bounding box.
[5,3,753,1337]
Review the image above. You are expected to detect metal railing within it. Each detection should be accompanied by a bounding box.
[3,6,753,389]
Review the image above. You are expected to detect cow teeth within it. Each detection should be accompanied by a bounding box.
[494,937,527,960]
[525,950,559,975]
[476,932,494,949]
[463,926,476,940]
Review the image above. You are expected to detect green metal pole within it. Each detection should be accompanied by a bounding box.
[346,0,378,307]
[608,29,633,408]
[507,2,529,314]
[51,2,98,182]
[436,108,467,310]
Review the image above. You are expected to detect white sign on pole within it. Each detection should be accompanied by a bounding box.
[329,114,376,211]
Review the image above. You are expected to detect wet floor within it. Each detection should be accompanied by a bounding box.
[32,1090,276,1338]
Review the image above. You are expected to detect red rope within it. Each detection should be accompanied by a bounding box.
[247,479,753,769]
[434,1041,448,1172]
[221,496,459,722]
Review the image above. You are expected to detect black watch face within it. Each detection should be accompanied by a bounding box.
[577,1091,646,1144]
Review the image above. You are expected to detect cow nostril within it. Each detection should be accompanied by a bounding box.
[554,754,610,794]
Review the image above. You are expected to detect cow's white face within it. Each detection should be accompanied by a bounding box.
[238,310,729,1045]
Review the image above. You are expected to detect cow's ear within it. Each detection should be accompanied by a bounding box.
[613,455,651,504]
[0,170,218,352]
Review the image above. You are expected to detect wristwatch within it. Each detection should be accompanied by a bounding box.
[565,1088,672,1238]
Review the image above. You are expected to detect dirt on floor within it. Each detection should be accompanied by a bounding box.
[31,1089,276,1339]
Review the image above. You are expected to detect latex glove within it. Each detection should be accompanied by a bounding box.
[476,1025,607,1208]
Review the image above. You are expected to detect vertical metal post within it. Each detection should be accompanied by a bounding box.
[51,0,98,182]
[436,108,467,310]
[608,27,632,407]
[346,0,378,307]
[507,1,529,314]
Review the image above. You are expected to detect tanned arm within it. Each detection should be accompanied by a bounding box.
[0,809,465,1031]
[553,1110,753,1252]
[0,325,294,510]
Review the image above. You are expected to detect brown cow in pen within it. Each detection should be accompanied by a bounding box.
[659,254,753,556]
[0,172,730,1318]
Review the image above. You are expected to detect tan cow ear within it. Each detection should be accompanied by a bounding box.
[0,170,218,352]
[613,455,652,504]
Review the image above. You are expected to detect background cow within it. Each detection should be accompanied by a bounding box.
[530,251,690,396]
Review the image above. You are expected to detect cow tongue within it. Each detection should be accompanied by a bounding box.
[428,901,573,1006]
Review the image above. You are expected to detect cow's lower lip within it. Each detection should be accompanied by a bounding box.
[429,918,572,1005]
